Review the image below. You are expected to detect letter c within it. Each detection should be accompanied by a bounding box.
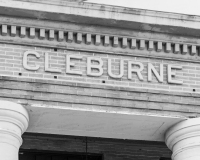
[23,51,40,71]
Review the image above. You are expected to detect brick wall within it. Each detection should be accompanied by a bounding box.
[0,75,199,118]
[21,133,171,160]
[0,43,199,94]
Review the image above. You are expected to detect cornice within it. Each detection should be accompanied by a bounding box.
[13,0,86,5]
[0,23,200,62]
[1,0,200,37]
[10,0,200,23]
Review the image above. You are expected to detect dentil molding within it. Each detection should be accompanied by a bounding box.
[0,23,200,62]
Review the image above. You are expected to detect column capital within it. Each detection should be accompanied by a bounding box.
[0,100,29,134]
[165,118,200,160]
[0,100,29,160]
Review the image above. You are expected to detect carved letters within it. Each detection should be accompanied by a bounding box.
[23,51,183,85]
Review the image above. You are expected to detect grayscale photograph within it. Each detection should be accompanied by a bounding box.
[0,0,199,160]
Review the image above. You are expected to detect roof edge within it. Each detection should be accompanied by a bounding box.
[0,0,200,37]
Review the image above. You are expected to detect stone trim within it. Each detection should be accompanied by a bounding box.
[3,0,200,26]
[0,24,200,60]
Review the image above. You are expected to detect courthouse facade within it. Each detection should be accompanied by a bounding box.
[0,0,200,160]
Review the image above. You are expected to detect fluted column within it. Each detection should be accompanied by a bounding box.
[0,101,29,160]
[165,118,200,160]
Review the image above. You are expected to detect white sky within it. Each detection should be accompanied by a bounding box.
[86,0,200,16]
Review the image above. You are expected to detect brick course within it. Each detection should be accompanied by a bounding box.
[0,75,199,117]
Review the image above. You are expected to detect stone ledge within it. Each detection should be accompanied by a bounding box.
[1,0,200,38]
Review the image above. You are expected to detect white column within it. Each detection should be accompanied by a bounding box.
[0,101,29,160]
[165,118,200,160]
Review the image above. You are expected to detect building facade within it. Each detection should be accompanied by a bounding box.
[0,0,200,160]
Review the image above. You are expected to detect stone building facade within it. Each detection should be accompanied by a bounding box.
[0,0,200,160]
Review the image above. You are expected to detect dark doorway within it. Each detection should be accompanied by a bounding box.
[19,150,102,160]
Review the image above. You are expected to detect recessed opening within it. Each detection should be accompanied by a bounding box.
[54,48,57,52]
[171,74,175,77]
[193,89,196,92]
[19,149,102,160]
[102,80,105,83]
[189,115,197,118]
[160,158,171,160]
[54,76,57,79]
[19,73,22,76]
